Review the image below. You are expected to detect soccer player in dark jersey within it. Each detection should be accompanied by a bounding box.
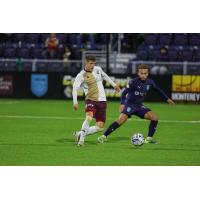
[98,64,175,144]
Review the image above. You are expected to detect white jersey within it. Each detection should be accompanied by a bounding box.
[72,66,116,104]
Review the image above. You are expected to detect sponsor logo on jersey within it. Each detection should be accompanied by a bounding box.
[127,107,132,112]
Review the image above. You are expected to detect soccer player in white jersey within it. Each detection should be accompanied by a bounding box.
[72,55,120,146]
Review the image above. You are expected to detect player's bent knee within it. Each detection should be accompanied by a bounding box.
[152,115,159,121]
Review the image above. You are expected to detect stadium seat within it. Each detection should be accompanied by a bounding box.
[152,50,161,61]
[30,48,44,59]
[12,33,26,43]
[144,34,158,45]
[174,34,188,45]
[189,34,200,46]
[57,34,67,44]
[137,50,148,60]
[181,49,193,61]
[192,50,200,61]
[168,50,178,61]
[40,33,50,43]
[17,48,30,59]
[25,34,40,44]
[3,48,16,58]
[159,34,172,45]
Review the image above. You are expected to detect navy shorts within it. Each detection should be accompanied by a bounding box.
[122,104,151,119]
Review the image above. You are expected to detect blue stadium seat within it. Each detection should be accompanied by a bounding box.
[31,48,44,59]
[174,34,188,45]
[168,50,178,61]
[159,34,172,45]
[144,34,158,45]
[17,48,30,59]
[3,48,16,58]
[57,34,67,44]
[40,33,50,43]
[192,50,200,61]
[137,50,148,60]
[189,34,200,46]
[181,49,193,61]
[26,34,40,44]
[12,33,26,43]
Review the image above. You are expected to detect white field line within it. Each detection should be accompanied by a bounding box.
[0,115,199,124]
[0,101,20,104]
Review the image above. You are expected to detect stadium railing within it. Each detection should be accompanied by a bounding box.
[0,59,199,75]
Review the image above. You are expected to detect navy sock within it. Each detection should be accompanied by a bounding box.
[104,121,120,137]
[148,120,158,137]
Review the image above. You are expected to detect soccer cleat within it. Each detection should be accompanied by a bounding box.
[144,137,159,144]
[98,135,107,143]
[73,131,81,144]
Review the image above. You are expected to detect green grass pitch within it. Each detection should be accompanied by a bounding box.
[0,99,200,166]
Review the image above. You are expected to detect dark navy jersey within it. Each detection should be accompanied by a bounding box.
[121,77,169,106]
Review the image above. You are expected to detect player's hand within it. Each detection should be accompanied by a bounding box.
[73,104,79,110]
[119,104,125,112]
[114,85,121,92]
[167,99,175,105]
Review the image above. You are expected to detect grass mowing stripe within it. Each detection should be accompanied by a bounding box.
[0,114,200,124]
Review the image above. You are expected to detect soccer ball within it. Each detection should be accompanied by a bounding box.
[131,133,145,146]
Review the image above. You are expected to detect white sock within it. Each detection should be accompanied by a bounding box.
[81,116,93,136]
[86,126,104,136]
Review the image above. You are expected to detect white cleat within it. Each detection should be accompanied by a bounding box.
[98,135,107,143]
[144,137,159,144]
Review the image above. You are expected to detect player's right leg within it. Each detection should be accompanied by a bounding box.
[76,111,94,146]
[98,113,128,143]
[143,111,159,144]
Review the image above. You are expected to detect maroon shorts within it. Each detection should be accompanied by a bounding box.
[85,100,107,123]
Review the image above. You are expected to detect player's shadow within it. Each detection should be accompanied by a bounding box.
[56,138,97,145]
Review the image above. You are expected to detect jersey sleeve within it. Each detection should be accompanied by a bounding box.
[151,80,169,101]
[72,73,84,105]
[120,79,135,104]
[120,88,129,104]
[100,68,116,88]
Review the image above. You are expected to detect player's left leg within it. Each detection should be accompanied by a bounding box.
[74,111,94,146]
[75,100,97,146]
[143,111,159,144]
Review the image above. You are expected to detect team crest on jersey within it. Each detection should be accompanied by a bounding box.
[146,85,150,91]
[31,74,48,97]
[127,107,132,112]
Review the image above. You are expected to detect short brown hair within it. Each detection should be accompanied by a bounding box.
[86,55,96,62]
[137,64,149,71]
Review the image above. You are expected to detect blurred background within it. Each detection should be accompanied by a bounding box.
[0,33,199,102]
